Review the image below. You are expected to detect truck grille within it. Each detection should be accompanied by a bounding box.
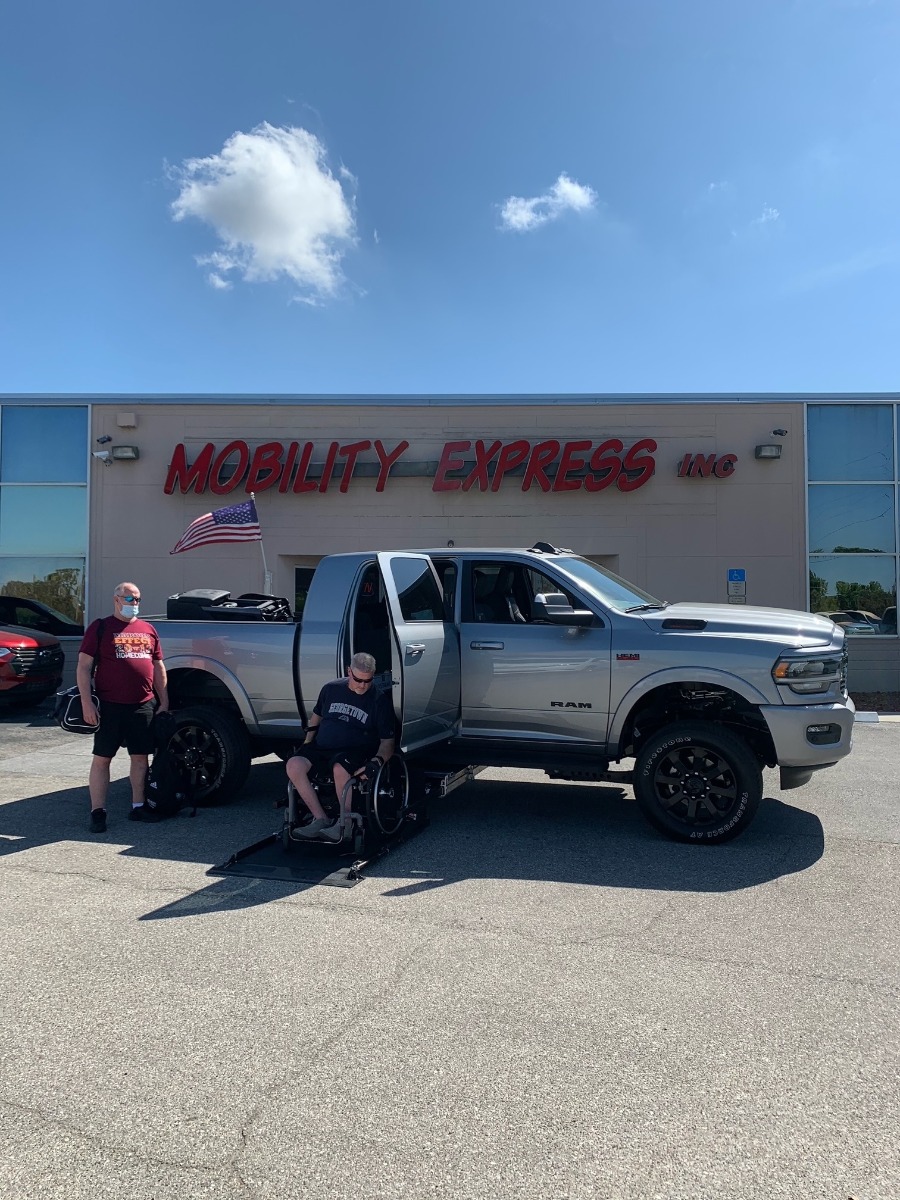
[9,646,64,676]
[839,649,849,697]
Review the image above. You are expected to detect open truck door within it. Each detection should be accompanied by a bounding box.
[377,552,461,752]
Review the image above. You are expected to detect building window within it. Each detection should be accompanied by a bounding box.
[0,558,86,631]
[0,406,88,483]
[807,404,897,636]
[294,566,317,618]
[0,405,88,626]
[808,404,893,481]
[0,485,88,556]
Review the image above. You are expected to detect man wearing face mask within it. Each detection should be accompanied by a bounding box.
[76,582,169,832]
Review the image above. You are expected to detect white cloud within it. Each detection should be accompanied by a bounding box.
[171,123,356,299]
[731,205,783,240]
[207,272,231,291]
[751,205,780,227]
[499,172,597,233]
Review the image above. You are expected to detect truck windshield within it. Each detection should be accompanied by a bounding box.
[555,556,665,613]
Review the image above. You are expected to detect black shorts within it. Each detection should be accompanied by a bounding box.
[93,700,157,759]
[294,744,371,779]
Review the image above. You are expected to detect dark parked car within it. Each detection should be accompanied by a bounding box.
[0,596,83,637]
[0,624,65,708]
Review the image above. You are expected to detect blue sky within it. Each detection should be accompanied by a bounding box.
[2,0,899,395]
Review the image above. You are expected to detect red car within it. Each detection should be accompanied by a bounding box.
[0,624,65,707]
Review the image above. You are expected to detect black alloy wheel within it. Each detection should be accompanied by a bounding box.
[167,706,251,804]
[633,721,762,844]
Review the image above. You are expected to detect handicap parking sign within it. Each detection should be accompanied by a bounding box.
[728,569,746,582]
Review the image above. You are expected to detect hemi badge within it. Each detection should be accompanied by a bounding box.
[617,653,640,661]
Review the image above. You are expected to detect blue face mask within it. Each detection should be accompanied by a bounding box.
[120,602,139,618]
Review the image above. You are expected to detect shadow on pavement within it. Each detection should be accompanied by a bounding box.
[369,778,825,897]
[0,754,825,918]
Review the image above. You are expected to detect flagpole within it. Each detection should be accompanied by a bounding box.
[250,493,273,594]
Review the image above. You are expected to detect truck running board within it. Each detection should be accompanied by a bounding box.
[545,767,633,785]
[422,765,485,799]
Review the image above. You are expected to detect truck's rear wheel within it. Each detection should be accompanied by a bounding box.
[633,721,762,844]
[167,706,250,805]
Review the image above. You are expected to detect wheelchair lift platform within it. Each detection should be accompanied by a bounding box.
[207,763,476,889]
[207,812,429,889]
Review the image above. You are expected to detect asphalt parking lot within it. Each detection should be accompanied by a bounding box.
[0,711,897,1200]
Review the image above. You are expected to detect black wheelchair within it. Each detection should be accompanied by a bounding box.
[281,753,412,856]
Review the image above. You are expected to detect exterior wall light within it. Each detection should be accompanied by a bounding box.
[111,445,140,460]
[754,444,782,460]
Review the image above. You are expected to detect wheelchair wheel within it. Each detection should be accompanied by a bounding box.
[281,823,293,853]
[367,756,410,837]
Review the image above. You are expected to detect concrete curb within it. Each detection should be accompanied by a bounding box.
[855,712,900,723]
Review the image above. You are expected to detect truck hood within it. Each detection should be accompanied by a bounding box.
[640,603,839,646]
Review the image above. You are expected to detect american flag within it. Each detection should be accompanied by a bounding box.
[170,499,262,555]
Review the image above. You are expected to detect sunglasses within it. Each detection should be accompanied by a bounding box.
[118,594,141,603]
[348,668,374,686]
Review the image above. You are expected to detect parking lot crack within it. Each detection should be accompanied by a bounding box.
[0,1096,248,1187]
[229,935,428,1169]
[0,857,237,905]
[605,938,900,997]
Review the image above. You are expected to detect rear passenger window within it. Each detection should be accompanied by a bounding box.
[388,558,444,621]
[432,560,458,620]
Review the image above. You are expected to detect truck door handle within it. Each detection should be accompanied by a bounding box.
[470,641,504,650]
[405,643,426,655]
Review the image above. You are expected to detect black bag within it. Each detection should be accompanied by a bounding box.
[53,687,100,735]
[53,619,105,734]
[143,711,197,819]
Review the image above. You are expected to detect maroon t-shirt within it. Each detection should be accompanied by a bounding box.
[79,617,162,705]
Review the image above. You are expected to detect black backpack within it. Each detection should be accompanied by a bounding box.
[143,711,197,819]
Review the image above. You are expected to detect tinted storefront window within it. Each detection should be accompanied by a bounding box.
[0,486,87,556]
[0,405,88,625]
[808,404,897,636]
[808,404,893,481]
[808,485,895,554]
[0,406,88,483]
[0,558,85,629]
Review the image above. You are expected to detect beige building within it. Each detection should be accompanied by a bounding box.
[2,394,898,691]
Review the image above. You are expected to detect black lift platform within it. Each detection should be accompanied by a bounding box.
[207,762,476,889]
[206,810,428,889]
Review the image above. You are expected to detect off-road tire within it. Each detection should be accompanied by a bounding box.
[633,721,762,844]
[167,706,250,805]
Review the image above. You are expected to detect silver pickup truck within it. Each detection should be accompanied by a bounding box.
[150,543,854,843]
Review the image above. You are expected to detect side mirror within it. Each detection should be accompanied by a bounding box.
[532,592,595,627]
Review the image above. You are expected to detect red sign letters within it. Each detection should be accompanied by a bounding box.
[163,438,736,496]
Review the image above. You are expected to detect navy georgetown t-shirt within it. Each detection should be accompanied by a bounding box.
[313,678,396,752]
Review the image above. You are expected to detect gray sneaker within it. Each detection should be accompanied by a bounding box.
[319,819,346,843]
[293,817,330,839]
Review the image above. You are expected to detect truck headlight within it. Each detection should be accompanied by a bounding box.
[772,654,844,695]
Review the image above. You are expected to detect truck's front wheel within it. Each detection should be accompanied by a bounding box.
[167,706,251,804]
[633,721,762,844]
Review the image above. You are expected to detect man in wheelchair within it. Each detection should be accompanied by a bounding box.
[285,652,396,841]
